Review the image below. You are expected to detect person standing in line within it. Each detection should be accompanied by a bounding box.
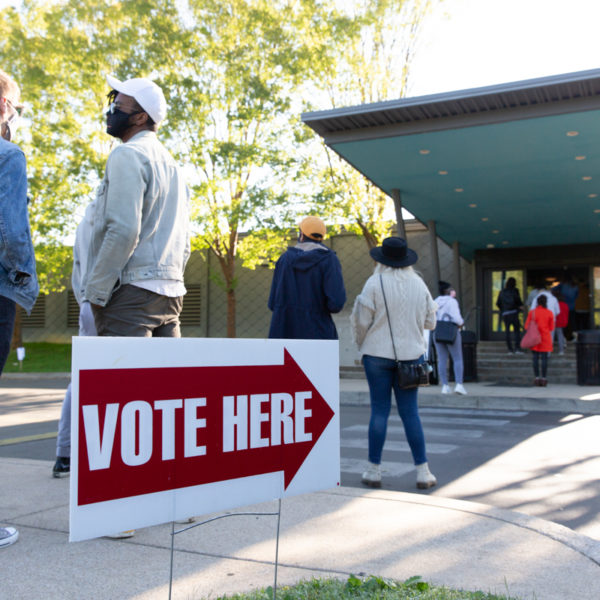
[434,281,467,395]
[351,237,437,490]
[84,75,190,337]
[83,75,191,537]
[556,272,578,341]
[525,293,554,386]
[529,281,560,321]
[268,216,346,339]
[574,277,590,331]
[496,277,524,355]
[52,199,97,477]
[551,288,568,356]
[0,70,39,548]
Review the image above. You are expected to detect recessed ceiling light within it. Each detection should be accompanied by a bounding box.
[583,176,592,181]
[589,194,598,198]
[481,217,489,221]
[469,203,477,208]
[438,170,448,175]
[492,229,499,234]
[454,188,464,192]
[566,131,579,137]
[486,244,495,248]
[575,156,586,160]
[419,149,430,155]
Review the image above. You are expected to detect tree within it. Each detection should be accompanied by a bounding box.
[309,0,440,249]
[177,0,352,336]
[1,0,352,339]
[1,0,191,345]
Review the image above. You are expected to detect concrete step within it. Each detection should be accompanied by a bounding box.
[478,358,575,369]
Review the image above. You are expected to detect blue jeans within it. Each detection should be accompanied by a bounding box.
[362,354,427,466]
[434,331,463,385]
[0,295,16,376]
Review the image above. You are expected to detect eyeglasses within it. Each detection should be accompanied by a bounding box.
[5,98,23,117]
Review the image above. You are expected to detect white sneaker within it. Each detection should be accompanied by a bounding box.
[454,383,467,395]
[106,530,135,539]
[0,526,19,548]
[361,462,382,488]
[416,462,437,489]
[441,384,451,394]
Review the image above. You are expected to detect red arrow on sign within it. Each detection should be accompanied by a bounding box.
[77,349,335,505]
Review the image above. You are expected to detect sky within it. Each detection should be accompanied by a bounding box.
[408,0,600,97]
[2,0,599,98]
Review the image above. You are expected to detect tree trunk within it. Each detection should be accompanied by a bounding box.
[221,251,237,338]
[226,287,236,338]
[357,220,378,249]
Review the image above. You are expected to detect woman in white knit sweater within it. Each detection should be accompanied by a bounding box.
[350,237,438,490]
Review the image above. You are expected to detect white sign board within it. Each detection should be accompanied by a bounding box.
[70,337,339,542]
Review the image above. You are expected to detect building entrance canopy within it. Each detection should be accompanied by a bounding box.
[302,69,600,260]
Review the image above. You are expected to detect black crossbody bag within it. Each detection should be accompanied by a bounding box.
[379,275,430,389]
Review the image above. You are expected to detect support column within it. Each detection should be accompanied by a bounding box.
[428,220,441,284]
[391,188,406,238]
[453,241,462,301]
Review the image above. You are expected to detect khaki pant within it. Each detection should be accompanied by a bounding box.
[92,284,184,338]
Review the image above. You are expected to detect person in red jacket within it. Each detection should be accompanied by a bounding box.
[524,294,555,386]
[552,288,569,355]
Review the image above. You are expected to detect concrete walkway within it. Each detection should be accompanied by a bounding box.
[2,456,600,600]
[1,374,600,599]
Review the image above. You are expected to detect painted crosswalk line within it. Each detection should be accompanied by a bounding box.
[343,424,484,439]
[419,407,528,418]
[341,437,456,454]
[340,457,415,477]
[391,415,510,427]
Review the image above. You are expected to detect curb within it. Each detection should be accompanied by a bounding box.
[0,372,71,380]
[340,390,600,415]
[320,487,600,567]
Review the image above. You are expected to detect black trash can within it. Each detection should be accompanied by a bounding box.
[443,329,478,383]
[460,330,478,382]
[576,330,600,385]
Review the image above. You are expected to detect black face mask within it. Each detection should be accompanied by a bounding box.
[106,108,139,139]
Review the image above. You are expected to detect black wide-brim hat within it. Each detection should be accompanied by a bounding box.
[370,237,418,268]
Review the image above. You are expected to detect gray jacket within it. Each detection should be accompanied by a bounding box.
[84,131,190,306]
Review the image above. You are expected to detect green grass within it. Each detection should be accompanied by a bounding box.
[213,576,521,600]
[3,342,71,373]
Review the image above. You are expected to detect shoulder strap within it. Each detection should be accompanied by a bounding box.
[379,275,398,362]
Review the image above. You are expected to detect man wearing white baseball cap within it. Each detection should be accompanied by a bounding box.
[84,74,190,341]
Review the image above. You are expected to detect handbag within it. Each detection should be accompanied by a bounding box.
[379,275,430,389]
[434,314,458,344]
[520,316,541,349]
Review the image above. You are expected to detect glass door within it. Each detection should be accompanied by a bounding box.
[592,267,600,328]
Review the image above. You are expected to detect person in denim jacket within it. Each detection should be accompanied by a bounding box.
[0,70,38,550]
[84,75,190,337]
[0,70,38,375]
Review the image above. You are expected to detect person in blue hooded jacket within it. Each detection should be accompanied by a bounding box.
[268,216,346,339]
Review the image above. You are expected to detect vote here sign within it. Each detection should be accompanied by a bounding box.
[69,337,339,542]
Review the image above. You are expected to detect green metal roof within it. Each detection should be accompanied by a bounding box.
[302,69,600,259]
